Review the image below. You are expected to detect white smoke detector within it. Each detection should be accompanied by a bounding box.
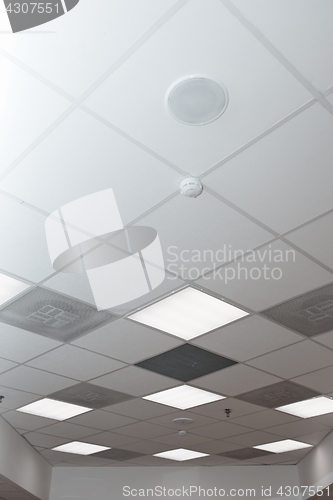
[167,75,228,125]
[180,178,203,198]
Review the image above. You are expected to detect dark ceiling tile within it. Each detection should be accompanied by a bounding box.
[50,383,134,409]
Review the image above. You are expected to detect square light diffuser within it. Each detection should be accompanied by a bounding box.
[0,272,29,306]
[128,287,248,340]
[254,439,312,454]
[154,448,209,461]
[52,441,110,455]
[143,385,225,410]
[276,396,333,419]
[16,398,93,420]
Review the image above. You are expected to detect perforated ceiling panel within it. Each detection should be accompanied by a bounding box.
[136,344,237,381]
[261,283,333,336]
[50,383,135,409]
[92,449,145,461]
[236,381,320,409]
[0,287,115,342]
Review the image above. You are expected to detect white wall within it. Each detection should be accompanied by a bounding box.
[50,465,301,500]
[0,416,52,500]
[297,429,333,493]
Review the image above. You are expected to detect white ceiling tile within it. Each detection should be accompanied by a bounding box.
[135,191,272,279]
[292,365,333,394]
[37,422,100,439]
[247,341,333,379]
[190,421,252,440]
[196,240,333,311]
[113,421,173,439]
[91,366,180,397]
[0,324,61,363]
[42,273,96,306]
[66,410,137,431]
[85,0,311,175]
[231,410,300,430]
[2,411,57,432]
[39,449,78,463]
[26,345,126,381]
[193,364,281,397]
[147,411,219,430]
[72,318,183,364]
[104,398,176,420]
[0,54,68,171]
[0,366,75,395]
[192,315,302,361]
[0,386,40,410]
[24,432,68,449]
[0,0,179,96]
[264,420,331,439]
[0,358,17,374]
[226,430,285,447]
[314,331,333,349]
[230,0,333,91]
[86,432,140,448]
[0,197,54,282]
[204,105,333,233]
[286,212,333,270]
[190,397,265,419]
[153,432,211,447]
[0,109,181,223]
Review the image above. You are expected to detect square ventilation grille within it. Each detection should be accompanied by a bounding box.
[0,287,115,342]
[236,381,320,409]
[136,344,237,382]
[50,383,135,409]
[262,283,333,336]
[218,448,273,461]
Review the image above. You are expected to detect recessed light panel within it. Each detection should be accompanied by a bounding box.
[16,398,92,420]
[143,385,225,410]
[276,396,333,419]
[154,448,209,461]
[52,441,110,455]
[0,273,29,306]
[167,75,228,125]
[254,439,312,454]
[129,287,248,340]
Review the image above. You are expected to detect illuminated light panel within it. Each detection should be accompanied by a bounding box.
[154,448,209,461]
[143,385,225,410]
[276,396,333,419]
[254,439,312,454]
[52,441,110,455]
[16,398,92,420]
[129,287,248,340]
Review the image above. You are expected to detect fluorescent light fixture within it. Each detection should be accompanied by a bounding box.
[16,398,92,420]
[52,441,110,455]
[0,273,30,306]
[129,287,248,340]
[154,448,209,461]
[254,439,312,454]
[276,396,333,419]
[143,385,225,410]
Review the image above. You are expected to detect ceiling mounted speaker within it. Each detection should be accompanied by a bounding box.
[167,75,229,125]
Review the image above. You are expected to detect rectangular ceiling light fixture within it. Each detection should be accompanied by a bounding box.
[276,396,333,419]
[0,272,30,306]
[52,441,110,455]
[128,287,248,340]
[143,385,225,410]
[16,398,93,420]
[154,448,209,461]
[254,439,312,454]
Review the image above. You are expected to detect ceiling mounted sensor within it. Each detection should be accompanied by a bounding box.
[180,178,203,198]
[167,75,228,125]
